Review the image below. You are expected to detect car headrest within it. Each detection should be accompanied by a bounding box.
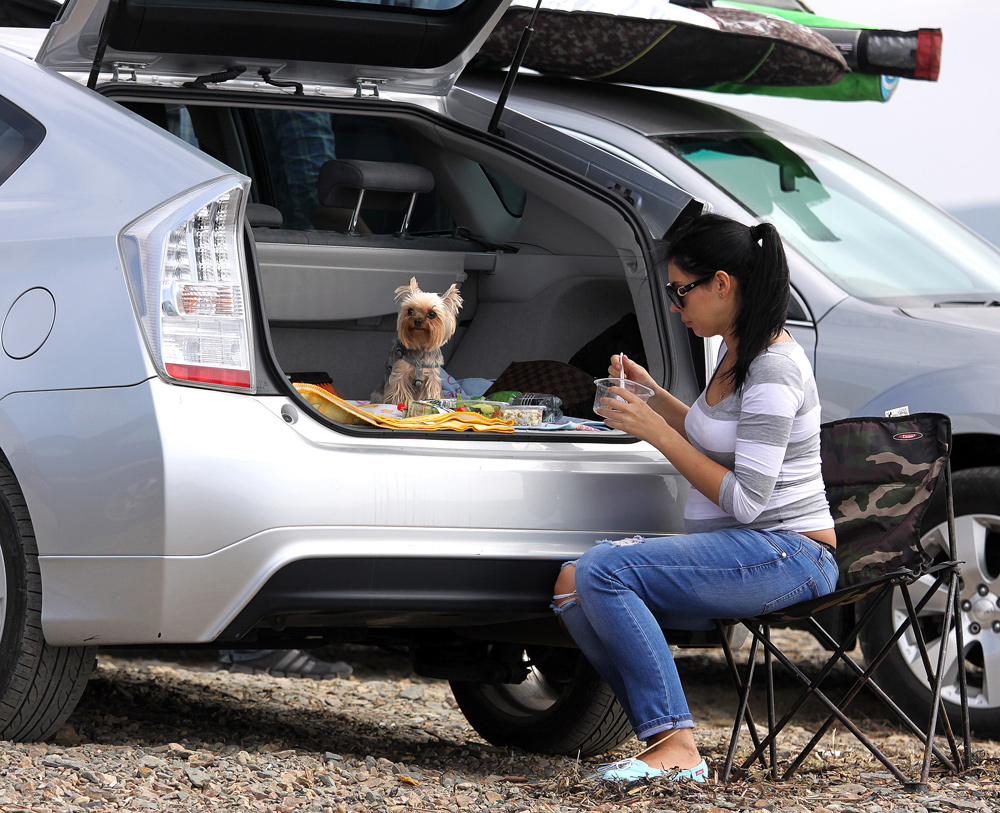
[317,159,435,210]
[246,202,283,228]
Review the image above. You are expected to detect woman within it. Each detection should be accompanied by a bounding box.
[553,213,838,783]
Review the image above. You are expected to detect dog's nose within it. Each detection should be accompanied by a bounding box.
[413,318,423,327]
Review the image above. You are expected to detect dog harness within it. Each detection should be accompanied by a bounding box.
[401,355,441,391]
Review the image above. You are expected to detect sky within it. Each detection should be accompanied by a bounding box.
[677,0,1000,213]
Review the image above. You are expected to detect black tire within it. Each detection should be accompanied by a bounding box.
[859,466,1000,738]
[449,645,632,758]
[0,460,96,741]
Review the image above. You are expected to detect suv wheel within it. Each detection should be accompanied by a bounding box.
[449,645,632,757]
[0,460,96,740]
[859,467,1000,738]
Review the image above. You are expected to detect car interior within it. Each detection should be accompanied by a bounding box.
[121,98,667,425]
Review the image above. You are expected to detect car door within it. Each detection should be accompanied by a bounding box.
[37,0,511,97]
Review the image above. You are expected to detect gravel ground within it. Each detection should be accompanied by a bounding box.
[1,630,998,813]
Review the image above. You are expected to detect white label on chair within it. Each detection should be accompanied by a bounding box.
[885,406,910,417]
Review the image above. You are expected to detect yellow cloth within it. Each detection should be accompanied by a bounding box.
[294,383,516,433]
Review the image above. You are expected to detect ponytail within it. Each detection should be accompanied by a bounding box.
[666,214,790,393]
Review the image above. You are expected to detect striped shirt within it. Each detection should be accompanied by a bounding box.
[683,341,833,534]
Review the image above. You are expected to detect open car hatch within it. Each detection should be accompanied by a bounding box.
[37,0,511,96]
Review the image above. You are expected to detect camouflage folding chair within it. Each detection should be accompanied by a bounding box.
[715,413,973,790]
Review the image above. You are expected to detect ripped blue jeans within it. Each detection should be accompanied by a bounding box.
[553,528,838,740]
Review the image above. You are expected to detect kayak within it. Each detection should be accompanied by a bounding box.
[475,0,847,89]
[475,0,941,102]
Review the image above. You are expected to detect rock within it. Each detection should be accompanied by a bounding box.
[167,743,195,759]
[52,723,82,747]
[184,765,212,788]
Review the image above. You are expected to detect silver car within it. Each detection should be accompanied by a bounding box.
[0,0,996,754]
[0,0,701,756]
[456,70,1000,739]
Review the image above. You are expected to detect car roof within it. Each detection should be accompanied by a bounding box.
[459,70,807,139]
[0,26,47,60]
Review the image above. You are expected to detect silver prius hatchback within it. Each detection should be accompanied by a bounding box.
[1,0,699,755]
[0,0,996,753]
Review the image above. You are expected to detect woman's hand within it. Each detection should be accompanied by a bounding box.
[609,354,656,391]
[596,385,668,443]
[606,353,689,437]
[599,384,726,506]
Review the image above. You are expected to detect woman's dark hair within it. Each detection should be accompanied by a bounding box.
[665,213,789,393]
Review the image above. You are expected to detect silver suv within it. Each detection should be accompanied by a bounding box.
[454,71,1000,741]
[0,0,997,754]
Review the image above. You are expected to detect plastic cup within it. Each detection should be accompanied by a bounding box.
[593,377,654,415]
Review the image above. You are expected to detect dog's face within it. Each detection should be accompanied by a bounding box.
[394,277,463,351]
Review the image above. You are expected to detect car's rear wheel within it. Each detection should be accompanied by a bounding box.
[449,645,632,757]
[0,460,96,740]
[859,467,1000,738]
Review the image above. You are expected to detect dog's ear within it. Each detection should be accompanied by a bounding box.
[394,276,420,304]
[442,283,463,316]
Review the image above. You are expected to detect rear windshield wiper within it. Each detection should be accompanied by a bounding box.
[933,300,1000,307]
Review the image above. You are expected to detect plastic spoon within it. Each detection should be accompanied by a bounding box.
[620,353,627,388]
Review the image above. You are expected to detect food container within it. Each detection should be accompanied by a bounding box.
[512,393,563,422]
[503,405,545,427]
[405,400,447,418]
[593,378,654,415]
[406,399,509,420]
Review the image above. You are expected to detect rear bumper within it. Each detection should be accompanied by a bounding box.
[218,555,562,641]
[39,533,581,646]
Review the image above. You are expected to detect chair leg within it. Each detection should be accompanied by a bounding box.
[764,626,778,780]
[952,577,973,769]
[740,579,959,784]
[903,574,964,784]
[718,621,769,781]
[944,463,974,770]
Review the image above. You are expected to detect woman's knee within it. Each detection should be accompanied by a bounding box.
[553,564,577,609]
[553,544,618,607]
[554,563,576,595]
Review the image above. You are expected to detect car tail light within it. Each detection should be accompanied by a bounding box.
[119,175,256,391]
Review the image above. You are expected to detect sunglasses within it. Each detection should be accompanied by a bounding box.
[665,272,716,310]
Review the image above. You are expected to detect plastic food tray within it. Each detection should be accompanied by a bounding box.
[406,399,544,426]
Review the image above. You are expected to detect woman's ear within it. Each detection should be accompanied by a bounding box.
[715,270,735,298]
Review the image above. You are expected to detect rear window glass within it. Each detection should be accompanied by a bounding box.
[0,97,44,187]
[326,0,464,8]
[120,102,457,234]
[251,110,454,234]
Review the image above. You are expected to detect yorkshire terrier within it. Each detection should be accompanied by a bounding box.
[374,277,463,405]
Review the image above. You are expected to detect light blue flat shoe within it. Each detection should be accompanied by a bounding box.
[584,757,708,783]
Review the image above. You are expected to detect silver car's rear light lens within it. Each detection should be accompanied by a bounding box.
[120,175,255,391]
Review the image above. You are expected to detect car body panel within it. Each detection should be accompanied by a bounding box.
[816,298,1000,431]
[0,47,236,396]
[9,378,686,560]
